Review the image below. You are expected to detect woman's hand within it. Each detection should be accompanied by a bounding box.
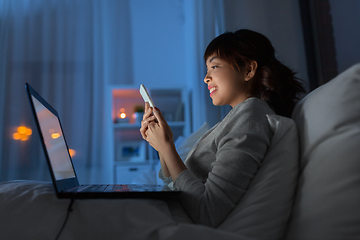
[140,104,174,152]
[140,102,172,178]
[140,102,186,181]
[139,102,156,139]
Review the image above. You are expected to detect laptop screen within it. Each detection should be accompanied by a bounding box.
[31,96,76,180]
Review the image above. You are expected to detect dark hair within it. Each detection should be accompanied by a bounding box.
[204,29,305,118]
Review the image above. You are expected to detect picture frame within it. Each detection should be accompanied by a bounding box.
[116,141,146,162]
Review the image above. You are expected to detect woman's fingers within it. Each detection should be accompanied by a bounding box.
[140,102,155,138]
[140,128,147,140]
[140,115,156,138]
[140,121,147,139]
[144,102,149,112]
[142,102,152,120]
[141,115,156,127]
[152,108,172,139]
[153,107,167,127]
[140,106,169,144]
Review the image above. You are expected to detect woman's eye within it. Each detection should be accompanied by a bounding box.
[212,66,218,69]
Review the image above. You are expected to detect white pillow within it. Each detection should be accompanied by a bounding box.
[285,63,360,240]
[218,114,299,240]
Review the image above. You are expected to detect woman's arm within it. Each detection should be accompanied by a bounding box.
[155,139,186,182]
[173,100,274,227]
[145,108,187,182]
[159,153,170,178]
[140,103,186,181]
[140,103,170,178]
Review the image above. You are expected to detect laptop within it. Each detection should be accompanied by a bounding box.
[25,83,179,199]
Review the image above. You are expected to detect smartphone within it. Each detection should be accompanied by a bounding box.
[139,84,155,108]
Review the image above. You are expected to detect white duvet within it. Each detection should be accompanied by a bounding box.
[0,115,300,240]
[0,180,241,240]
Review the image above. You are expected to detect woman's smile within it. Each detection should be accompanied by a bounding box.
[208,86,218,97]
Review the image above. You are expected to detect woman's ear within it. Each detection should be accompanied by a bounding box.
[245,60,258,81]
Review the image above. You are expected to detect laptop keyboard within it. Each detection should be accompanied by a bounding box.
[65,184,171,193]
[67,184,131,193]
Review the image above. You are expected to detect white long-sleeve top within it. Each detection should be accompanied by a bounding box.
[173,97,274,227]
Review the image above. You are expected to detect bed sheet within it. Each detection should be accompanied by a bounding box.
[0,180,242,240]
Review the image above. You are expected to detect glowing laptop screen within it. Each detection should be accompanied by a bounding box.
[31,96,76,180]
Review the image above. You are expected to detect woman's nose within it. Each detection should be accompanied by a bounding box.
[204,73,211,84]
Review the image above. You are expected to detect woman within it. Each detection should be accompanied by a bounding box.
[140,29,305,227]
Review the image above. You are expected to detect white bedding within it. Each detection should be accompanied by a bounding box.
[0,114,299,240]
[0,115,212,239]
[0,180,242,240]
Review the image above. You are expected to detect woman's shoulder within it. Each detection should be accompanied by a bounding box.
[231,97,275,120]
[217,98,275,136]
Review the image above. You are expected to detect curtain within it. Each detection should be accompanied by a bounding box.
[0,0,132,183]
[0,0,226,184]
[183,0,227,131]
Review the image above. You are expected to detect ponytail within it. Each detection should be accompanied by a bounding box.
[250,59,305,118]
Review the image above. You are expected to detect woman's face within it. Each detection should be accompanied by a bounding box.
[204,55,251,107]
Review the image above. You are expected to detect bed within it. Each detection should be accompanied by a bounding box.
[1,63,359,240]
